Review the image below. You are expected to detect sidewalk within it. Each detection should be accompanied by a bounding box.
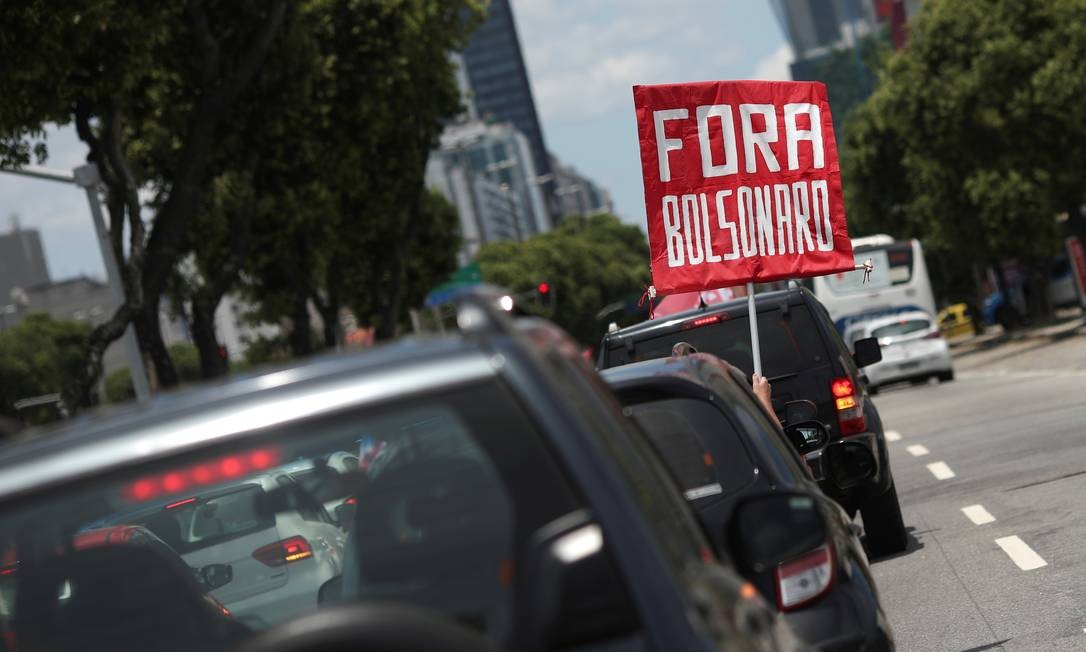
[949,308,1086,357]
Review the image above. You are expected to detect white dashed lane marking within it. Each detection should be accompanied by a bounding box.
[995,536,1047,571]
[885,430,902,442]
[906,444,930,457]
[927,461,956,480]
[961,504,996,525]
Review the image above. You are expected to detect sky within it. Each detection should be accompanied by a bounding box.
[0,0,792,284]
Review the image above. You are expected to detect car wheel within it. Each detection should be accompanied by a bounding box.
[861,483,907,558]
[868,384,880,396]
[937,370,955,383]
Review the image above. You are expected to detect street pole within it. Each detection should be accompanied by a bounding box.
[0,163,151,403]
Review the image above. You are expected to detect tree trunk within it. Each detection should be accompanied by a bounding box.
[135,305,178,388]
[990,261,1019,332]
[192,298,229,379]
[289,293,313,356]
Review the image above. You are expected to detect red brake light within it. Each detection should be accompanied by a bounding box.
[831,378,854,398]
[124,448,281,502]
[253,536,313,567]
[831,377,866,435]
[537,282,550,294]
[775,544,835,611]
[166,497,197,510]
[683,314,722,330]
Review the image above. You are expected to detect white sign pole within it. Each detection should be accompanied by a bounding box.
[746,281,762,376]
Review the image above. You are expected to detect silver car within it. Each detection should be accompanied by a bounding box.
[859,311,954,392]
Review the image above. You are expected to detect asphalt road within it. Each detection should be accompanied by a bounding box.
[867,324,1086,651]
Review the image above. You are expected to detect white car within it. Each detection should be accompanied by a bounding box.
[127,470,345,628]
[857,311,954,392]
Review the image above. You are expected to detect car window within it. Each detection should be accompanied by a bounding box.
[871,318,931,339]
[536,348,712,568]
[0,380,591,650]
[126,483,275,554]
[606,304,829,379]
[626,398,757,501]
[289,468,348,505]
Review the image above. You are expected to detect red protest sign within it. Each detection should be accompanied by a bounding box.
[633,80,855,294]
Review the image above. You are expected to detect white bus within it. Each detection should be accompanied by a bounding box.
[811,235,936,335]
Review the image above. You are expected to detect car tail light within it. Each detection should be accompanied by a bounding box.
[682,314,726,330]
[831,376,866,435]
[253,536,313,567]
[124,447,281,502]
[774,544,835,611]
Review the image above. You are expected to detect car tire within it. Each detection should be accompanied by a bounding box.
[862,483,907,558]
[938,370,955,383]
[868,384,880,396]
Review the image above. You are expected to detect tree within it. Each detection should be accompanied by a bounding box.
[476,214,651,344]
[0,0,288,404]
[842,0,1086,311]
[237,0,480,347]
[0,314,91,424]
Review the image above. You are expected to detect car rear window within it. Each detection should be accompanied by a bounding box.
[605,304,828,379]
[131,484,274,553]
[291,468,348,504]
[627,398,756,500]
[871,318,930,339]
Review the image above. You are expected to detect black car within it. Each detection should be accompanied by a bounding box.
[602,352,893,651]
[0,294,806,652]
[598,287,907,557]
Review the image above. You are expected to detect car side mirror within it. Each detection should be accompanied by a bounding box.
[515,510,639,651]
[783,421,828,455]
[727,492,827,574]
[782,400,818,425]
[200,563,234,591]
[824,441,877,490]
[852,337,882,367]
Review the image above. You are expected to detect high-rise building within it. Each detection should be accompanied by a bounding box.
[771,0,922,131]
[550,155,614,220]
[426,119,549,264]
[460,0,556,216]
[0,221,50,304]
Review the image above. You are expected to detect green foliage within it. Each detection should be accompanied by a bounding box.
[105,367,135,404]
[167,343,201,382]
[842,0,1086,286]
[476,214,651,344]
[0,314,91,424]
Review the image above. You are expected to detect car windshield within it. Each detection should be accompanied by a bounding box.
[871,318,931,340]
[0,380,583,651]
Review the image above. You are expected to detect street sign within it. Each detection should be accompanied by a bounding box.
[424,262,483,308]
[632,80,855,294]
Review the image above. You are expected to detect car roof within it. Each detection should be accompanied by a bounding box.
[600,353,747,400]
[601,287,810,345]
[861,310,935,333]
[0,336,496,502]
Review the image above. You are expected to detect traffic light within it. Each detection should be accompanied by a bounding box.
[536,282,554,310]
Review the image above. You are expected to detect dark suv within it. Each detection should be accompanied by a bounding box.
[0,295,805,652]
[598,287,907,557]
